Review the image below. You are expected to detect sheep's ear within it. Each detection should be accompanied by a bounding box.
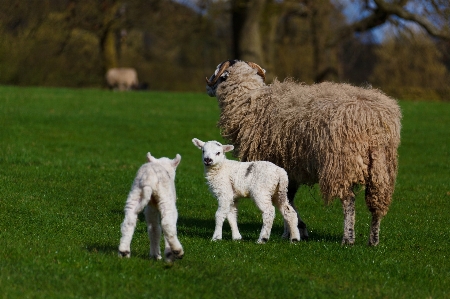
[147,152,155,162]
[172,154,181,168]
[192,138,204,149]
[223,145,234,152]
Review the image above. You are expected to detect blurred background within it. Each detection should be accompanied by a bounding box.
[0,0,449,100]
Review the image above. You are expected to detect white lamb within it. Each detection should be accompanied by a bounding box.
[118,152,184,262]
[192,138,301,243]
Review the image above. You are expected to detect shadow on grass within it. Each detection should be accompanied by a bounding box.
[110,210,342,244]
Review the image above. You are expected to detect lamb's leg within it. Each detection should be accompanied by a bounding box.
[277,202,300,242]
[159,199,184,262]
[254,197,275,244]
[287,182,309,240]
[226,201,242,240]
[212,198,232,241]
[341,190,356,245]
[118,187,150,257]
[144,204,162,260]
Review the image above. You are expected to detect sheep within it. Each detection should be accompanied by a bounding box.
[205,60,402,246]
[118,152,184,262]
[192,138,301,243]
[106,67,139,91]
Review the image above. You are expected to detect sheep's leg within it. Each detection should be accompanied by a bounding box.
[365,149,393,246]
[212,198,232,241]
[118,187,151,257]
[226,200,242,240]
[286,182,309,240]
[144,204,162,260]
[254,197,275,244]
[341,190,356,245]
[159,199,184,262]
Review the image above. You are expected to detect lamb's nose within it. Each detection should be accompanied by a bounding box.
[204,158,212,165]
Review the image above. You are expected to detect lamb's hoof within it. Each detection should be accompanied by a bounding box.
[257,238,268,244]
[299,222,309,240]
[150,254,162,260]
[290,238,299,243]
[118,250,130,258]
[232,236,242,241]
[165,251,184,263]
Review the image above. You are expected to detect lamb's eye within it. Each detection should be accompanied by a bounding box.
[216,152,221,156]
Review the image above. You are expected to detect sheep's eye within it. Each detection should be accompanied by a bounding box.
[216,152,221,156]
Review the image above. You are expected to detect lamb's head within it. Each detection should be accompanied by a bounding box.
[206,60,266,97]
[192,138,234,167]
[146,152,181,177]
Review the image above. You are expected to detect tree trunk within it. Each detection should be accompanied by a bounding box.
[232,0,266,63]
[101,27,118,73]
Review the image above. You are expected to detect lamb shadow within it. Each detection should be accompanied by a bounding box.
[111,210,342,244]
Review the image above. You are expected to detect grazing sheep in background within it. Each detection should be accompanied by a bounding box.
[192,138,300,243]
[106,67,138,91]
[205,60,402,246]
[118,153,184,262]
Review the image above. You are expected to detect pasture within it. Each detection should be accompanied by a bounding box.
[0,86,449,298]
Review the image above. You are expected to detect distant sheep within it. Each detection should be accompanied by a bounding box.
[192,138,300,243]
[118,153,184,262]
[106,68,138,91]
[205,60,402,246]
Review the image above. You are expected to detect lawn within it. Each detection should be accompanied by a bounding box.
[0,86,449,298]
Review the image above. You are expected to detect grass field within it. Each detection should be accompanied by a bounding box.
[0,85,449,298]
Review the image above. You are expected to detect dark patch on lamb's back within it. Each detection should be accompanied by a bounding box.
[245,163,255,177]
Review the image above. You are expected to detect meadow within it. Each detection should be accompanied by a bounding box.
[0,85,448,298]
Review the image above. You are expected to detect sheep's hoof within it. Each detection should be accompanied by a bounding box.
[341,239,355,246]
[257,238,268,244]
[290,238,299,243]
[118,250,130,258]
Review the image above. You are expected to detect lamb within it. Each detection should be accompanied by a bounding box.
[106,67,139,91]
[205,60,402,246]
[192,138,301,243]
[118,152,184,262]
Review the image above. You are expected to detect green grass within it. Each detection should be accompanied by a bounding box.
[0,86,449,298]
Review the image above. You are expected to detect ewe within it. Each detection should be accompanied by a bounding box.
[118,153,184,262]
[192,138,300,243]
[205,60,402,246]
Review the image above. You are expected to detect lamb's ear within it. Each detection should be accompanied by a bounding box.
[172,154,181,168]
[147,152,155,162]
[192,138,204,149]
[223,145,234,152]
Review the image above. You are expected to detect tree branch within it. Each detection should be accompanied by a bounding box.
[373,0,450,40]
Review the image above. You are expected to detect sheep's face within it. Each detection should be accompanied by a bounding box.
[206,60,239,97]
[206,60,266,97]
[192,138,234,167]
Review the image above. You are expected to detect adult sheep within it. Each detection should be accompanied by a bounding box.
[106,67,138,91]
[205,60,402,246]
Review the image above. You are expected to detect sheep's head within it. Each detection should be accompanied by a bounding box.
[206,60,266,97]
[192,138,234,167]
